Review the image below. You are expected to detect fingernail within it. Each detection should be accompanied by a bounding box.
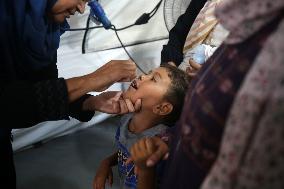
[164,153,169,160]
[146,160,154,167]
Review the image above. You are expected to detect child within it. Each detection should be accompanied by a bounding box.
[93,64,190,189]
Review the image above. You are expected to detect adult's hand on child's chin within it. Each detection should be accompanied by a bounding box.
[83,91,122,113]
[83,91,142,114]
[118,97,142,114]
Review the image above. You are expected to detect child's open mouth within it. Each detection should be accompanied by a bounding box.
[130,80,138,90]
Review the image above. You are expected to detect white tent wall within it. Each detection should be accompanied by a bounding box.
[64,0,169,52]
[12,0,169,152]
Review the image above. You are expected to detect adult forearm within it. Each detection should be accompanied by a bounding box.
[65,71,114,103]
[0,79,69,128]
[137,168,156,189]
[65,74,96,103]
[66,59,136,103]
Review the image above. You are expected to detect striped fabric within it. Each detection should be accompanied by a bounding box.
[183,0,222,52]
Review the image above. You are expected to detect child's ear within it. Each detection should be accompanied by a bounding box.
[153,102,173,115]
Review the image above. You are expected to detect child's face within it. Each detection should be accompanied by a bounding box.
[123,67,172,111]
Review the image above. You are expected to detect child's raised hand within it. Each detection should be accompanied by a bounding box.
[130,137,155,171]
[129,137,169,172]
[93,159,113,189]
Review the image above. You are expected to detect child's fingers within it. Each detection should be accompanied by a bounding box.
[163,152,169,160]
[93,177,97,189]
[134,166,140,175]
[145,137,156,155]
[146,137,169,167]
[93,178,105,189]
[126,157,134,165]
[107,170,113,187]
[93,180,96,189]
[99,181,106,189]
[96,182,105,189]
[132,141,140,158]
[130,145,137,161]
[94,182,99,189]
[137,138,148,157]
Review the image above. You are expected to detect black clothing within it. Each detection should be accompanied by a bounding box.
[161,0,207,66]
[0,1,93,188]
[0,66,93,189]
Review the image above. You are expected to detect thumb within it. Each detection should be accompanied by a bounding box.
[163,152,169,160]
[126,157,134,165]
[146,138,169,167]
[146,149,164,167]
[108,171,113,186]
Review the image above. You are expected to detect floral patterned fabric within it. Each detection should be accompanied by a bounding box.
[201,12,284,189]
[216,0,284,44]
[160,10,282,189]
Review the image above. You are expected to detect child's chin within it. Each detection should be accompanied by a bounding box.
[122,92,137,104]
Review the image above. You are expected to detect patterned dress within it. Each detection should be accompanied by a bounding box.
[201,0,284,188]
[160,9,283,189]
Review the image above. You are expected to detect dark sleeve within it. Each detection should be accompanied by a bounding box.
[161,0,207,66]
[69,94,94,122]
[0,78,93,129]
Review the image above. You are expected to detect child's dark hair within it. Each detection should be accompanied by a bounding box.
[161,64,191,126]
